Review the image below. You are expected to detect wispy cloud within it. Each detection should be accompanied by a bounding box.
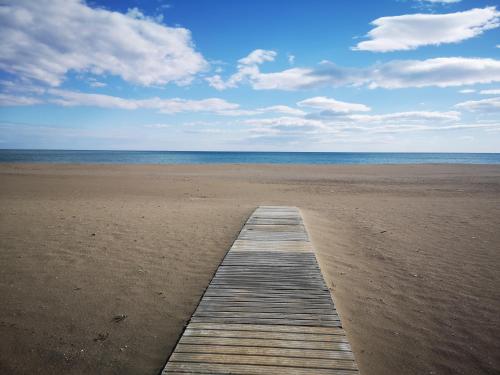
[297,97,371,113]
[258,105,306,116]
[338,111,461,123]
[367,57,500,89]
[242,112,499,142]
[210,52,500,90]
[46,89,240,114]
[0,93,42,106]
[0,87,308,118]
[236,111,497,142]
[455,97,500,112]
[213,105,306,117]
[206,49,277,90]
[238,49,277,65]
[479,89,500,95]
[353,7,499,52]
[0,0,207,86]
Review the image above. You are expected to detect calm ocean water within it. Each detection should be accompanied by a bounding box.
[0,150,499,164]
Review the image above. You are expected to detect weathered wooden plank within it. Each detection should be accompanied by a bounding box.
[212,275,326,280]
[161,206,358,374]
[186,322,346,335]
[202,294,333,301]
[163,362,358,375]
[182,329,349,343]
[238,235,309,241]
[203,294,332,301]
[197,303,335,310]
[193,304,336,312]
[199,297,334,304]
[199,298,331,305]
[246,219,304,225]
[169,352,358,370]
[195,306,336,314]
[212,279,324,284]
[189,317,342,327]
[178,336,352,350]
[209,284,328,290]
[213,273,325,279]
[197,302,332,308]
[243,225,305,230]
[174,344,355,360]
[192,311,340,320]
[204,289,331,297]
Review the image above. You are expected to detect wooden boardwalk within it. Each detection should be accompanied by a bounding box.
[162,206,359,374]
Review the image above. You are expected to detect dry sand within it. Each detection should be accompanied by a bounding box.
[0,163,499,375]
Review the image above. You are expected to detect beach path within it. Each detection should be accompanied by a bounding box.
[162,206,359,374]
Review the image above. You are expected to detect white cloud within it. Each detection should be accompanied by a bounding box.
[0,0,207,86]
[369,57,500,89]
[143,123,173,129]
[455,97,500,112]
[0,80,46,95]
[210,52,500,91]
[46,89,240,114]
[126,7,164,23]
[244,116,331,133]
[258,105,306,116]
[479,89,500,95]
[208,55,361,91]
[251,68,333,90]
[238,49,277,65]
[2,87,307,118]
[459,89,476,93]
[206,105,306,117]
[206,49,277,90]
[344,111,461,123]
[240,110,500,143]
[0,93,42,106]
[297,96,371,113]
[353,7,500,52]
[205,75,231,90]
[287,54,296,65]
[206,49,355,92]
[89,81,107,88]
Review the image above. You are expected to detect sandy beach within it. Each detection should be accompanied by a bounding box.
[1,163,499,375]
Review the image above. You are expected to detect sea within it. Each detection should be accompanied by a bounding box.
[0,150,499,164]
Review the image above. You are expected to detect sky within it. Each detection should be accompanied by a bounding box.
[0,0,500,152]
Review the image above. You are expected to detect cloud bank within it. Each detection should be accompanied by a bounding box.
[353,7,499,52]
[0,0,207,86]
[47,89,240,114]
[455,97,500,112]
[209,51,500,91]
[297,97,371,113]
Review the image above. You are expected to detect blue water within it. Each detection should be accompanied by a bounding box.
[0,150,499,164]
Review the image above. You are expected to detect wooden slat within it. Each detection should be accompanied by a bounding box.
[169,352,358,370]
[164,362,358,375]
[189,317,342,327]
[162,206,358,374]
[186,322,346,334]
[178,336,351,350]
[192,311,340,320]
[174,344,355,360]
[182,329,350,342]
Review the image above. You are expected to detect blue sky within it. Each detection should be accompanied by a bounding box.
[0,0,499,151]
